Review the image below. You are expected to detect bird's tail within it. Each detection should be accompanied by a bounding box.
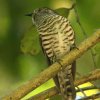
[54,64,76,100]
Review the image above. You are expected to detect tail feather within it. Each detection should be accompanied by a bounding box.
[54,64,76,100]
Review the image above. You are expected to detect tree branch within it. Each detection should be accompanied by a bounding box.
[27,69,100,100]
[2,30,100,100]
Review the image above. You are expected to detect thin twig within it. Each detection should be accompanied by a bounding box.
[2,30,100,100]
[72,0,97,69]
[76,85,97,92]
[76,86,87,97]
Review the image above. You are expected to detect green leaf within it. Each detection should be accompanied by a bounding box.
[20,25,41,55]
[54,3,75,18]
[54,7,70,18]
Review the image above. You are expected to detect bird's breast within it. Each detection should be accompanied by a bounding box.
[38,15,75,59]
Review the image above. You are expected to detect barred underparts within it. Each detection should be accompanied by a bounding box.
[28,7,76,100]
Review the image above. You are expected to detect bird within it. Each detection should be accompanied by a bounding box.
[26,7,76,100]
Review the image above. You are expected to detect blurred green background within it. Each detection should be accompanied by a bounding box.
[0,0,100,99]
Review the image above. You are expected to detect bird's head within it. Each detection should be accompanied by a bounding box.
[26,7,56,26]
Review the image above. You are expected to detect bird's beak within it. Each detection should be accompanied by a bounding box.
[25,13,33,17]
